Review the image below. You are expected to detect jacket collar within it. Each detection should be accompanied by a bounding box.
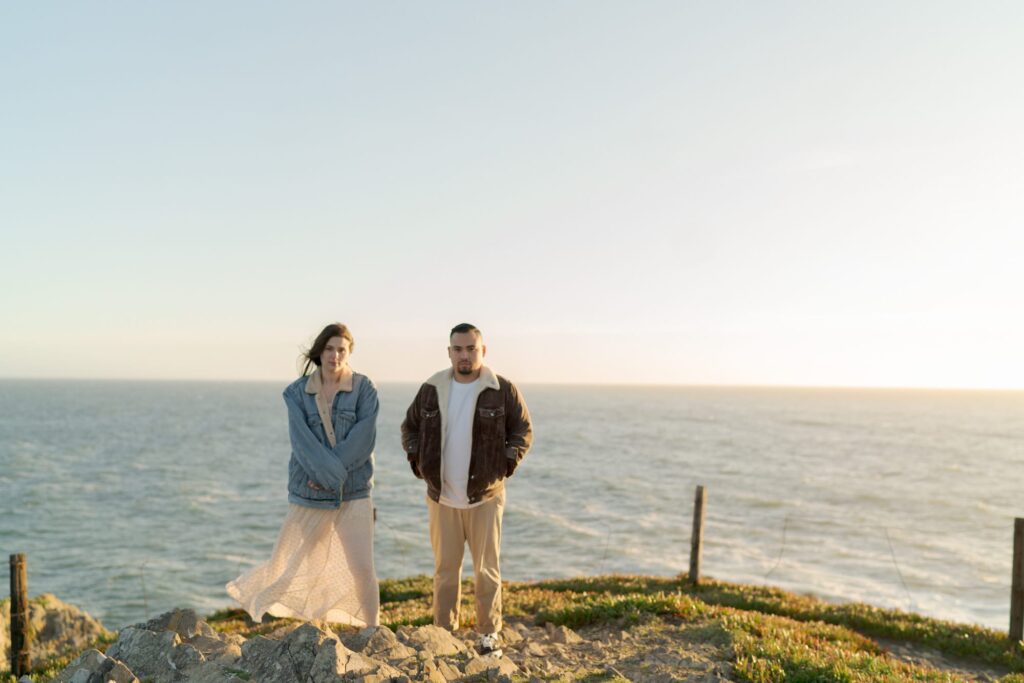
[426,365,499,391]
[305,368,355,394]
[426,365,499,456]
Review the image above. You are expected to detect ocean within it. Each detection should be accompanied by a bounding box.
[0,380,1021,631]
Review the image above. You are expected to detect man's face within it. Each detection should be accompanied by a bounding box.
[448,331,486,377]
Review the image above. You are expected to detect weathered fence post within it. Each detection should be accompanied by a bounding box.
[689,485,706,586]
[10,553,30,677]
[1011,518,1024,641]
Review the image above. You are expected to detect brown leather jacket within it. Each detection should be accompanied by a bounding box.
[400,366,533,504]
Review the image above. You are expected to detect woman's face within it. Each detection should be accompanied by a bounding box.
[320,336,351,374]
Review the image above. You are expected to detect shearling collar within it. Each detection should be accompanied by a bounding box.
[305,367,355,394]
[426,365,499,456]
[426,365,500,391]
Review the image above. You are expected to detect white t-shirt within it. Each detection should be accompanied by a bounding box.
[440,379,480,508]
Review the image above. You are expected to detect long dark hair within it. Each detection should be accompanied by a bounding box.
[300,323,355,377]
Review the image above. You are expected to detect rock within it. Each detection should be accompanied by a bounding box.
[240,621,397,683]
[347,675,386,683]
[393,656,419,676]
[185,660,248,683]
[549,625,583,645]
[192,633,244,664]
[140,609,217,640]
[99,607,247,682]
[0,594,108,668]
[267,622,303,640]
[420,659,447,683]
[501,628,523,646]
[464,654,519,678]
[399,625,466,657]
[105,627,205,683]
[524,641,547,657]
[239,636,284,677]
[51,648,140,683]
[308,637,380,682]
[104,660,140,683]
[240,623,332,682]
[358,625,416,661]
[340,625,375,652]
[463,656,492,675]
[436,659,462,681]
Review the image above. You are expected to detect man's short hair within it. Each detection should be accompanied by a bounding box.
[450,322,482,340]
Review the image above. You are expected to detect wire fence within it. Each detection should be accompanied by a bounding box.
[752,512,1015,591]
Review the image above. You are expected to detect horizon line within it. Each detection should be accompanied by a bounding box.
[1,376,1021,393]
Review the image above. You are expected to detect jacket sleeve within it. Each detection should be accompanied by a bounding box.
[283,387,348,492]
[400,385,424,473]
[333,378,378,472]
[504,382,533,473]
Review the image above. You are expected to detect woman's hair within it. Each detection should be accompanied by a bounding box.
[300,323,355,376]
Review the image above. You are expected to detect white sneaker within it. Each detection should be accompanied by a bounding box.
[478,632,502,657]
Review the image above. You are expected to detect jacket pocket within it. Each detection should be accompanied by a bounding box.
[477,406,505,419]
[334,409,357,438]
[475,405,507,478]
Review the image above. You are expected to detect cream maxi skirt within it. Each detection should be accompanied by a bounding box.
[226,498,379,627]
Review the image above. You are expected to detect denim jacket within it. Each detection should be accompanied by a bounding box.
[282,371,378,509]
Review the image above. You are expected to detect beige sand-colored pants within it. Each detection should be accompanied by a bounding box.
[427,489,505,633]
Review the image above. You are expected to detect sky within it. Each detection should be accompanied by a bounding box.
[2,2,1022,388]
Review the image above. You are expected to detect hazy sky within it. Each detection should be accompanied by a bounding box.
[2,2,1022,388]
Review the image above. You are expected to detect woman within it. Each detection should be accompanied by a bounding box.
[227,323,380,626]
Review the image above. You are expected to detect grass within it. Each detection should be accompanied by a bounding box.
[687,577,1024,669]
[725,610,956,683]
[519,574,1024,675]
[373,574,1024,681]
[7,574,1024,683]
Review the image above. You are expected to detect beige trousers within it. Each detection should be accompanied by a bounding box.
[427,489,505,633]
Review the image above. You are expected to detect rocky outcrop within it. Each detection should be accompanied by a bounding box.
[0,594,109,669]
[51,649,138,683]
[58,596,759,683]
[47,610,534,683]
[25,598,742,683]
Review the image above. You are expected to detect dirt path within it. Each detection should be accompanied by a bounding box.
[874,636,1011,683]
[496,616,737,682]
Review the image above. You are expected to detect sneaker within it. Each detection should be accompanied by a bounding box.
[478,631,503,657]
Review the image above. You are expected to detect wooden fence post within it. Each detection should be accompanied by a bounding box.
[689,485,706,586]
[1011,518,1024,641]
[10,553,30,677]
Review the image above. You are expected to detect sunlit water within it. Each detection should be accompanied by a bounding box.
[0,380,1021,631]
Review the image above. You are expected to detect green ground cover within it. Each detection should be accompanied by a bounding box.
[5,574,1023,682]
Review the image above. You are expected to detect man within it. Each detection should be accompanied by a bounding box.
[401,323,533,657]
